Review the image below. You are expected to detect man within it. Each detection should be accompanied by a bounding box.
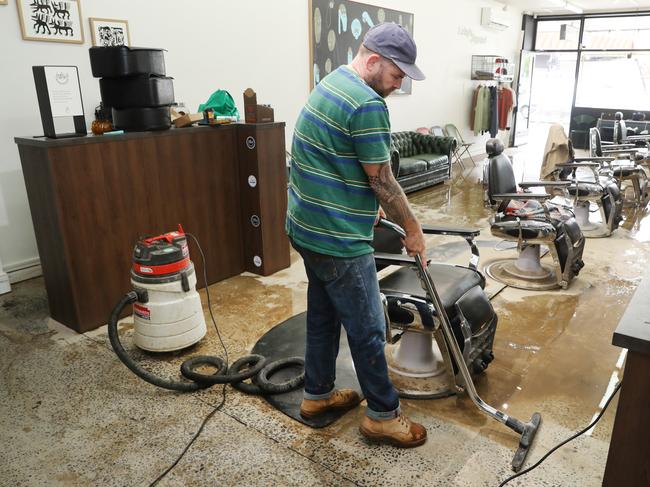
[286,22,427,447]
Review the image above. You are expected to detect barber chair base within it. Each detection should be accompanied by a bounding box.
[388,331,446,377]
[621,180,649,208]
[573,203,611,238]
[484,258,558,290]
[250,311,362,428]
[386,331,456,399]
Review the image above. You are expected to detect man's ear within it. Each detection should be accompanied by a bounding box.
[365,53,382,72]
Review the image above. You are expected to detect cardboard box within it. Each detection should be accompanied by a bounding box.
[172,112,203,128]
[243,88,274,123]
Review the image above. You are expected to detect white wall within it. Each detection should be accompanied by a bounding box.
[0,0,523,279]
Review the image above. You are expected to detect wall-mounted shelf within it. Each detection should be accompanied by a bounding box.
[471,55,514,82]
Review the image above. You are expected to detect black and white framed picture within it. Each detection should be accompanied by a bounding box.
[17,0,84,44]
[89,17,130,47]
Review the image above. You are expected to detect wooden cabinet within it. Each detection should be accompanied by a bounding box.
[15,123,289,332]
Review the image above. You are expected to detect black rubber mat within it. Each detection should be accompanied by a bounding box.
[251,312,362,428]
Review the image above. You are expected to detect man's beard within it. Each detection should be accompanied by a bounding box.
[366,73,392,98]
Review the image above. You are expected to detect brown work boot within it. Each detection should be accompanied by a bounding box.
[359,412,427,448]
[299,389,361,418]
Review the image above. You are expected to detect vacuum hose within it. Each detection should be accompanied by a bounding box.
[108,292,304,393]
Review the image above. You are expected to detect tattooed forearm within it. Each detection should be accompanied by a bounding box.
[367,163,417,229]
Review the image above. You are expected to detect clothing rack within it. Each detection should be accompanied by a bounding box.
[469,82,516,138]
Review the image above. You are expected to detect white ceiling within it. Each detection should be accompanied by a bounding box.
[502,0,650,15]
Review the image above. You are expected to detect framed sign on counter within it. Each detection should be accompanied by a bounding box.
[32,65,87,138]
[308,0,414,94]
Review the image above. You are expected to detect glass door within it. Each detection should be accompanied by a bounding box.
[513,50,535,146]
[528,51,578,149]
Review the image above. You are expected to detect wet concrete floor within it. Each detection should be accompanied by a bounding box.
[1,149,648,486]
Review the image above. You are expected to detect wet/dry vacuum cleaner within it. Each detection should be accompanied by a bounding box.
[130,226,207,352]
[108,226,304,393]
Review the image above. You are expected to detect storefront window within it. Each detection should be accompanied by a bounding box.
[582,16,650,50]
[535,20,580,50]
[575,52,650,110]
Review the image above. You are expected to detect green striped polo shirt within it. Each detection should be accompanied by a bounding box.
[286,65,391,257]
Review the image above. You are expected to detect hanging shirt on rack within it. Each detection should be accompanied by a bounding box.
[489,85,499,138]
[481,85,490,134]
[470,85,480,131]
[473,85,488,135]
[498,86,514,130]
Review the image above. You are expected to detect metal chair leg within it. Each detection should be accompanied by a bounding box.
[454,149,466,170]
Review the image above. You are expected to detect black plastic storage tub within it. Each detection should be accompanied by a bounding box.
[112,106,171,131]
[89,46,166,78]
[100,76,174,108]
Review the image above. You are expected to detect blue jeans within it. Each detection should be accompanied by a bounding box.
[292,241,400,420]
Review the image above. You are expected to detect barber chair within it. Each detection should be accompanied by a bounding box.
[373,222,493,398]
[613,111,650,147]
[483,139,585,290]
[541,126,623,237]
[589,127,648,208]
[372,219,540,472]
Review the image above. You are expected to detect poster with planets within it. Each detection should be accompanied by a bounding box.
[309,0,414,94]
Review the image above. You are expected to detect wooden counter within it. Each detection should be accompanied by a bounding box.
[602,269,650,487]
[15,123,290,332]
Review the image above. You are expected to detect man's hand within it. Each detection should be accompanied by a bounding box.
[402,222,426,264]
[374,206,386,225]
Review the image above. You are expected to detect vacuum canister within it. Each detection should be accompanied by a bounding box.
[130,226,206,352]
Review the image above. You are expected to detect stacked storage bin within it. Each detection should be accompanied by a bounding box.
[89,46,174,131]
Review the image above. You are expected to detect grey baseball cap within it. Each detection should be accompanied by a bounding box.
[362,22,425,81]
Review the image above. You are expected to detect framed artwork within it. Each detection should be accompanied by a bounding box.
[0,0,7,6]
[89,17,130,47]
[309,0,414,94]
[17,0,84,43]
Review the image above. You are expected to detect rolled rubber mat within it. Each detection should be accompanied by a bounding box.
[251,311,362,428]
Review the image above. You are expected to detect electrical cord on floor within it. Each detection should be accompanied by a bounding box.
[149,385,226,487]
[497,381,621,487]
[149,234,228,487]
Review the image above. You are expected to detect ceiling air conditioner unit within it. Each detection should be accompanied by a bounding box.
[481,7,511,31]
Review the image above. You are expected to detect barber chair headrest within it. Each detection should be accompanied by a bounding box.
[615,111,623,121]
[486,138,504,157]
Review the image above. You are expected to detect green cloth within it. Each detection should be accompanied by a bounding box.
[286,65,390,257]
[198,90,239,118]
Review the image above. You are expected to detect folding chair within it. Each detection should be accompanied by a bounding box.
[444,123,476,167]
[430,125,464,170]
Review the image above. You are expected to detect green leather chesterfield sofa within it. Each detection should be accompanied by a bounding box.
[390,131,456,193]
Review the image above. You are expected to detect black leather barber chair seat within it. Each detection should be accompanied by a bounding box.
[483,139,585,290]
[372,224,496,398]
